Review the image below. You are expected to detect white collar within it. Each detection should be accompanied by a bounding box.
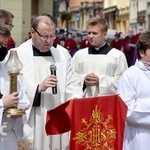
[94,42,106,51]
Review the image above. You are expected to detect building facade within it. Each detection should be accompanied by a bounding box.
[146,0,150,31]
[1,0,150,46]
[68,0,103,31]
[0,0,53,46]
[129,0,147,34]
[103,0,130,35]
[117,0,130,35]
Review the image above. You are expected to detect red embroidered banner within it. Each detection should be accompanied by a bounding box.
[45,94,127,150]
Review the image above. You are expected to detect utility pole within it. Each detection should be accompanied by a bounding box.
[66,0,69,34]
[93,0,95,17]
[136,0,139,33]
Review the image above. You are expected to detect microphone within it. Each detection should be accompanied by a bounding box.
[50,64,57,95]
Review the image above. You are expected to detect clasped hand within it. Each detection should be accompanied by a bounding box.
[85,73,99,86]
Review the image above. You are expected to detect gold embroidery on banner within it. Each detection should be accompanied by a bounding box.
[18,139,33,150]
[73,105,117,150]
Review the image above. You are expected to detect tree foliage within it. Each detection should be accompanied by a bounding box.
[61,12,72,22]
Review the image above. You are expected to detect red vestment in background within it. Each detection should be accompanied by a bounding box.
[54,37,61,45]
[110,39,123,51]
[80,39,91,49]
[64,39,78,57]
[7,37,15,50]
[131,33,140,44]
[122,35,135,67]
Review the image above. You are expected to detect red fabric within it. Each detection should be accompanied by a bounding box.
[7,37,15,51]
[130,33,140,44]
[54,37,61,45]
[64,39,78,50]
[45,95,127,150]
[122,36,137,67]
[46,100,71,134]
[110,39,123,50]
[122,36,134,53]
[80,39,91,49]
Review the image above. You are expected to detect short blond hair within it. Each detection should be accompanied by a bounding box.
[87,16,108,33]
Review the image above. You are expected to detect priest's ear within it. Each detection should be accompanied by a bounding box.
[139,50,145,58]
[30,28,34,34]
[30,28,36,38]
[103,32,107,38]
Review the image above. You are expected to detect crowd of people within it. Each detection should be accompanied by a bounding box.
[53,31,91,57]
[0,8,150,150]
[110,26,145,67]
[50,25,146,69]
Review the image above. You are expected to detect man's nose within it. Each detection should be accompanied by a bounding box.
[88,33,94,38]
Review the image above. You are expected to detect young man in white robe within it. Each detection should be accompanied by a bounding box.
[117,32,150,150]
[13,15,83,150]
[72,16,128,97]
[0,26,30,150]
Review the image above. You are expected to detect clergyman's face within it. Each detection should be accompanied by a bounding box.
[31,22,56,52]
[87,24,107,48]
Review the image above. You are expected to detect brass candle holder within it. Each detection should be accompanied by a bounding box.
[4,49,25,116]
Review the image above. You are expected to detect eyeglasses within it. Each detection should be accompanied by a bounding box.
[5,22,14,28]
[33,28,56,40]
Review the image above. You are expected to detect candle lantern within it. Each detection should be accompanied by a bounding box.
[4,48,25,116]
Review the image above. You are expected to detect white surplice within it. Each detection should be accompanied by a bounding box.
[117,60,150,150]
[0,63,30,150]
[72,47,128,97]
[16,39,83,150]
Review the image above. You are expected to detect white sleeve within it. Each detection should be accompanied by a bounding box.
[0,99,4,126]
[66,53,83,99]
[99,50,128,94]
[13,83,31,139]
[17,78,31,124]
[13,118,23,139]
[117,69,150,126]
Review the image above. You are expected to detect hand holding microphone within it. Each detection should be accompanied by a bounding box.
[38,64,57,93]
[50,64,57,95]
